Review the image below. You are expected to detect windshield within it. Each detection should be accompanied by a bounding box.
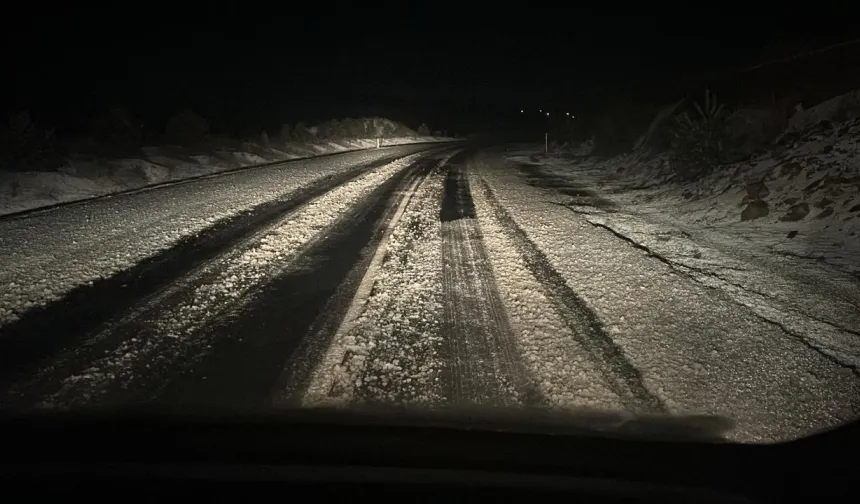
[2,9,859,444]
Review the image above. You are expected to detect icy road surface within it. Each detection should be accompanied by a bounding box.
[1,145,857,443]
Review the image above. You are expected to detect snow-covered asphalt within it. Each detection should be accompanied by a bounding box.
[1,144,856,442]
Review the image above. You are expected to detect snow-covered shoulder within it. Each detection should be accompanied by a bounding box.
[477,153,859,443]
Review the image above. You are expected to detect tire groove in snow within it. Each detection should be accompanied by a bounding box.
[302,155,454,406]
[156,156,445,407]
[474,176,667,414]
[468,162,627,411]
[1,153,430,407]
[0,149,424,385]
[438,162,538,406]
[274,158,442,405]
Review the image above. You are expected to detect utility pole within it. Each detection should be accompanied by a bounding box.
[545,106,551,154]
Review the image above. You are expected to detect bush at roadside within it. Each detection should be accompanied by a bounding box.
[0,112,64,172]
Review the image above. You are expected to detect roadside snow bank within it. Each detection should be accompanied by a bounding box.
[511,105,860,374]
[540,96,860,277]
[784,90,860,134]
[0,136,452,216]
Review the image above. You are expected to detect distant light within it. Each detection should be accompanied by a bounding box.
[539,109,542,112]
[546,112,550,116]
[565,112,570,116]
[520,109,524,113]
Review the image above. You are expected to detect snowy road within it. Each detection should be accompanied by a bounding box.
[1,144,858,442]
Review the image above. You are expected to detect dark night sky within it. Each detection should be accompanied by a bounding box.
[5,6,857,135]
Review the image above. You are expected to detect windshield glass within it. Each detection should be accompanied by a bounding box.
[3,9,859,444]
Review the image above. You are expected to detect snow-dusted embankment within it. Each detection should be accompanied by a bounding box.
[475,156,860,443]
[0,145,428,327]
[521,120,860,376]
[0,137,453,217]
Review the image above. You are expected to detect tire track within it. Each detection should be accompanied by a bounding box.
[439,159,539,406]
[301,156,450,406]
[0,151,419,389]
[159,158,445,408]
[1,152,441,407]
[474,176,667,414]
[275,157,443,405]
